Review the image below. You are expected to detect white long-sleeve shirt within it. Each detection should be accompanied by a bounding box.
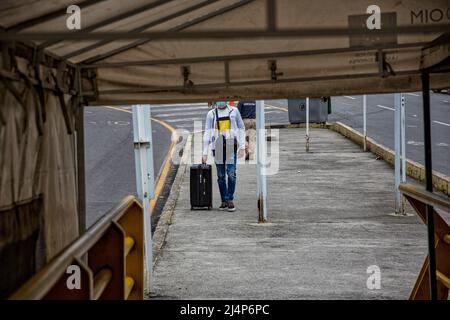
[202,106,246,156]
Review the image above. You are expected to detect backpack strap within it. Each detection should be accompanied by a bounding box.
[214,107,221,132]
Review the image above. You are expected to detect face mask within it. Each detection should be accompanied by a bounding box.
[216,101,227,109]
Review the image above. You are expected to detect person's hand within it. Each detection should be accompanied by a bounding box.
[202,155,208,164]
[237,148,245,159]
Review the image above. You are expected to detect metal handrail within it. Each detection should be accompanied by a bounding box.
[402,182,450,300]
[399,183,450,212]
[437,271,450,289]
[9,195,144,300]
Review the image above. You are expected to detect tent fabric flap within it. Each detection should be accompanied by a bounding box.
[0,56,79,296]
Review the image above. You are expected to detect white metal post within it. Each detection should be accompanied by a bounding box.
[363,95,367,151]
[400,94,407,214]
[394,94,404,215]
[256,100,268,222]
[306,97,310,152]
[401,94,406,183]
[132,104,155,289]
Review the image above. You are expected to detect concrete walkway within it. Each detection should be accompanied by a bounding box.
[151,128,428,299]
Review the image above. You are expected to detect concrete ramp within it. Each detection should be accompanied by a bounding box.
[151,128,427,299]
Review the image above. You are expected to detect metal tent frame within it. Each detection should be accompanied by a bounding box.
[1,0,450,299]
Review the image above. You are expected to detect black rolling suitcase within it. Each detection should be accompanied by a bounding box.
[190,164,212,210]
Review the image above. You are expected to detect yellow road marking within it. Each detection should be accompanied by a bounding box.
[103,106,177,215]
[149,117,177,213]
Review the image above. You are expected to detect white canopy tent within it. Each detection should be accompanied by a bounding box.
[1,0,449,298]
[1,0,449,104]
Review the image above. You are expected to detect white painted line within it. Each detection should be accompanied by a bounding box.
[344,96,356,100]
[405,93,420,97]
[164,117,205,123]
[152,103,207,107]
[264,110,281,114]
[154,110,208,118]
[433,120,450,127]
[151,106,209,113]
[442,100,449,103]
[436,142,449,147]
[407,140,424,146]
[376,104,395,111]
[150,103,208,109]
[264,104,288,112]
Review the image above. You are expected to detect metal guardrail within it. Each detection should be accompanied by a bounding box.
[9,195,144,300]
[400,183,450,212]
[400,183,450,300]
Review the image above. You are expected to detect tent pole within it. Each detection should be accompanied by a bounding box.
[132,104,155,291]
[422,72,437,300]
[75,66,86,236]
[394,93,403,215]
[363,95,367,151]
[306,97,310,152]
[401,93,407,214]
[256,100,268,222]
[76,104,86,235]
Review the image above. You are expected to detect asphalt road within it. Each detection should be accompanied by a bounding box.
[84,106,171,227]
[266,92,450,177]
[145,102,289,132]
[329,92,450,176]
[85,93,449,226]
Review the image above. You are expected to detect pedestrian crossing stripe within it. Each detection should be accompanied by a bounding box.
[154,110,209,118]
[150,103,208,109]
[150,106,208,113]
[164,117,205,123]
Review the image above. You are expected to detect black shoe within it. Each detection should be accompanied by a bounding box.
[227,201,236,212]
[219,202,228,210]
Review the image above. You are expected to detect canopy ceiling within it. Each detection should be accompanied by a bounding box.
[1,0,450,104]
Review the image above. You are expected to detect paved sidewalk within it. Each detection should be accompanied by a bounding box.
[151,128,428,299]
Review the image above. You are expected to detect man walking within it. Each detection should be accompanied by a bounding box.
[237,100,256,160]
[202,101,246,211]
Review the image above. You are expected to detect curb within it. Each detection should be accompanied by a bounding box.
[265,122,331,129]
[152,134,192,268]
[262,121,449,197]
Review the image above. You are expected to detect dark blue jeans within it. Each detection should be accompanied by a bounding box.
[215,154,237,202]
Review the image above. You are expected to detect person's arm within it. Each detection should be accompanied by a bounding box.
[234,109,246,151]
[202,111,213,156]
[237,101,243,115]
